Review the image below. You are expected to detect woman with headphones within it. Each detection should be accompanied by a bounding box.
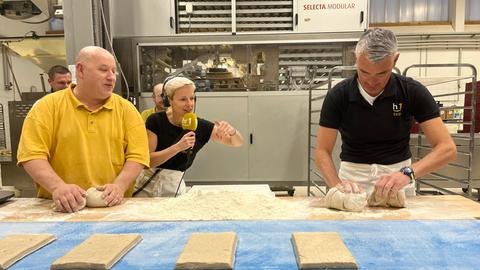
[134,77,244,197]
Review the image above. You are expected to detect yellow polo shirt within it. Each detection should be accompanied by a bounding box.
[140,107,156,122]
[17,85,150,198]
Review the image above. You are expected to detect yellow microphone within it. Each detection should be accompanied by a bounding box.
[181,112,198,132]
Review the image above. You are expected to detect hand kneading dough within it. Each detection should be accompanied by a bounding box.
[325,187,366,212]
[367,189,406,208]
[86,187,107,208]
[53,197,86,212]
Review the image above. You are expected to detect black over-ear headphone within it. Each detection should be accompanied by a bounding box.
[161,76,176,107]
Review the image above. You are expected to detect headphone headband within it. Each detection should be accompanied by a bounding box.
[161,76,176,107]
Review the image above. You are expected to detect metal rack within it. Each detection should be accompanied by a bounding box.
[403,63,478,200]
[176,0,294,33]
[0,104,7,150]
[278,44,345,91]
[307,65,357,196]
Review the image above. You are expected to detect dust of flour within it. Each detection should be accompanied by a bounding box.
[108,190,310,220]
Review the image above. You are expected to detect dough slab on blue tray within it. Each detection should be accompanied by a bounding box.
[0,220,479,270]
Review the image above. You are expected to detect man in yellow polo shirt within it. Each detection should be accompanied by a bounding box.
[17,46,149,213]
[140,83,165,122]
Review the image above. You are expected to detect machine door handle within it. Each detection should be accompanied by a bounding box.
[250,133,253,144]
[295,13,298,26]
[170,17,174,29]
[360,11,364,24]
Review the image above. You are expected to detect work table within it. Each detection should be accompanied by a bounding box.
[0,195,479,269]
[0,195,479,222]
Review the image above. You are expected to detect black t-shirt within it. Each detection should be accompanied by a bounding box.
[146,112,214,171]
[320,73,439,165]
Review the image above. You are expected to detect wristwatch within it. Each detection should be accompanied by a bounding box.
[400,166,415,184]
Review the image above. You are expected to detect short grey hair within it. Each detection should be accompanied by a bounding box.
[355,28,398,63]
[164,77,195,100]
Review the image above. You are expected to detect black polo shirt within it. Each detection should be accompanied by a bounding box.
[320,73,439,165]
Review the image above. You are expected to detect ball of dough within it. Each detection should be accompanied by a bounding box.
[367,189,406,208]
[86,187,108,208]
[325,187,366,212]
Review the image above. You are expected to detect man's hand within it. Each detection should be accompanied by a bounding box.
[97,184,125,207]
[335,181,362,194]
[52,184,86,213]
[176,131,196,152]
[374,171,410,199]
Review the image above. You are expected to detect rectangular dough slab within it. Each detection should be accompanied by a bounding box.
[176,232,237,270]
[0,234,56,270]
[291,232,358,269]
[51,234,141,270]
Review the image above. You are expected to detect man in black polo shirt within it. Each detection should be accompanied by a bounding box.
[315,28,456,200]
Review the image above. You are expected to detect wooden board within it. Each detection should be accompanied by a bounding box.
[0,195,479,222]
[175,232,237,270]
[0,234,56,269]
[51,234,141,270]
[291,232,358,269]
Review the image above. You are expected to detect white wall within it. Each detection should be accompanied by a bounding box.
[0,12,51,151]
[0,50,45,151]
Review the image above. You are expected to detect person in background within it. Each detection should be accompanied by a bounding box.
[47,65,72,92]
[134,77,243,197]
[18,46,149,213]
[140,83,165,122]
[315,28,456,199]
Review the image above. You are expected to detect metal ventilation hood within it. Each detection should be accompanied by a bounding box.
[4,35,66,71]
[0,0,54,23]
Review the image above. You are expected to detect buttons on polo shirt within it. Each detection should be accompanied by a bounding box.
[88,114,96,132]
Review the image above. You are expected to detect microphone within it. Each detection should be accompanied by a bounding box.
[175,112,197,198]
[181,112,198,132]
[181,112,197,156]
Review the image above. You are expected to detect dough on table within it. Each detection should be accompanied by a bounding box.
[86,187,108,208]
[51,234,141,270]
[0,234,56,269]
[291,232,358,269]
[367,189,406,208]
[325,187,366,212]
[175,232,237,270]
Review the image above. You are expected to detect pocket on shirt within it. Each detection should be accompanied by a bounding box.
[109,138,126,167]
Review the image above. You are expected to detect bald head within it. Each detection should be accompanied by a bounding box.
[153,84,163,97]
[76,46,114,65]
[74,46,117,103]
[152,83,165,111]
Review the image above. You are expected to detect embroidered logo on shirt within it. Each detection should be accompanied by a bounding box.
[393,103,402,116]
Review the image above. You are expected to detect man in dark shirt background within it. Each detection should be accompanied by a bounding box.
[47,65,71,92]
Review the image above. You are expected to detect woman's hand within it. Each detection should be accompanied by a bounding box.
[176,131,196,152]
[214,121,236,140]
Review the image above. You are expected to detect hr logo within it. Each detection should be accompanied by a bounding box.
[393,103,402,116]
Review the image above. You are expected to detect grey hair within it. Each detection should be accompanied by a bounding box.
[164,77,195,100]
[355,28,398,63]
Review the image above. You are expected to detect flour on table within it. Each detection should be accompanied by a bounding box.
[114,190,308,220]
